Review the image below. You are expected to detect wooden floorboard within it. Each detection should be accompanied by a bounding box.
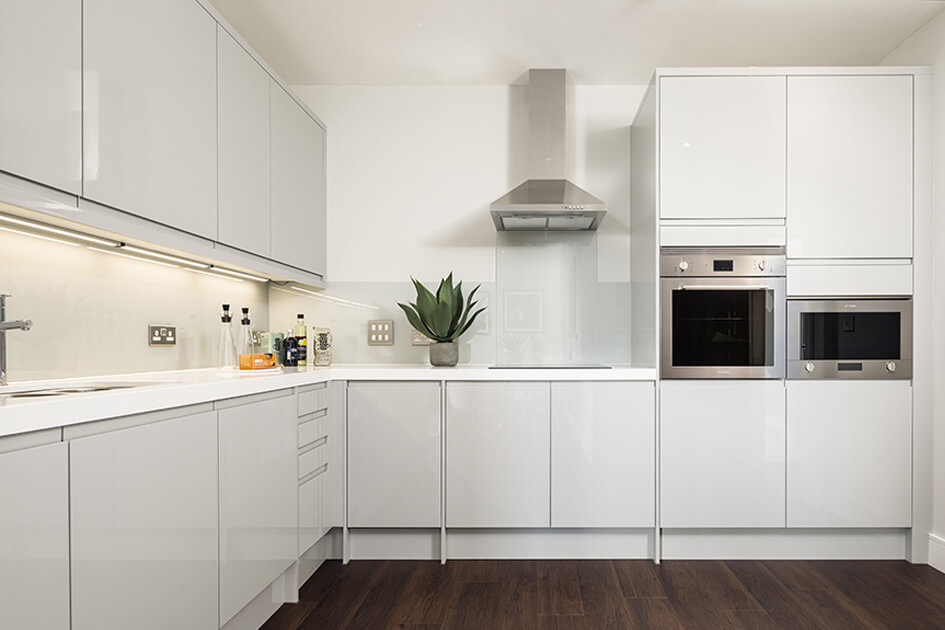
[265,559,945,630]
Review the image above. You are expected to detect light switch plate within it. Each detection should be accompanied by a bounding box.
[149,325,176,346]
[411,330,433,345]
[368,320,393,345]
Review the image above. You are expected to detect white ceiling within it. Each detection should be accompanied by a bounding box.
[207,0,944,85]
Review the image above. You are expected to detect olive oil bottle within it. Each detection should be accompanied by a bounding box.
[294,313,307,367]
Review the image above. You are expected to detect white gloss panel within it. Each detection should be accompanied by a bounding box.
[660,380,786,528]
[298,467,330,555]
[0,442,70,630]
[659,76,786,220]
[786,75,913,259]
[219,392,298,625]
[446,382,551,528]
[70,412,218,630]
[0,0,81,193]
[217,26,271,257]
[83,0,217,238]
[786,381,912,528]
[786,262,913,297]
[551,382,655,528]
[347,382,441,528]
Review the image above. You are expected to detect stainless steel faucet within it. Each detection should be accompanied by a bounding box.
[0,294,32,386]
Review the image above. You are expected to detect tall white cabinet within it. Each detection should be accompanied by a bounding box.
[83,0,217,239]
[0,0,81,194]
[0,442,70,630]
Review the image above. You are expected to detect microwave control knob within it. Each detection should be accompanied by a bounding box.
[678,260,689,272]
[757,260,766,271]
[804,362,815,373]
[886,361,897,373]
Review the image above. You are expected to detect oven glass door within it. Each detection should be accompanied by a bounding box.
[661,278,785,378]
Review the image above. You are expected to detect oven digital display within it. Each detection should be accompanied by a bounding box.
[713,259,734,272]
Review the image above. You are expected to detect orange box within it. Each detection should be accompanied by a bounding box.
[239,353,277,370]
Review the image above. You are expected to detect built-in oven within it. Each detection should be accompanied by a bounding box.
[787,299,912,379]
[660,248,786,379]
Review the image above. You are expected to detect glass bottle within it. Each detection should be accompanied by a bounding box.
[238,307,253,358]
[294,313,307,367]
[218,304,237,370]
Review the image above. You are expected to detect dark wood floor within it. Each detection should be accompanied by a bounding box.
[262,559,945,629]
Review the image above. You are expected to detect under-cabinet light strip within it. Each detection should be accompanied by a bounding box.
[0,225,81,247]
[120,245,211,268]
[87,246,180,269]
[288,285,380,310]
[185,268,245,283]
[208,266,269,282]
[0,214,120,247]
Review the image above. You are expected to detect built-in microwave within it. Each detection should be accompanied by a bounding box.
[660,248,786,379]
[787,299,912,379]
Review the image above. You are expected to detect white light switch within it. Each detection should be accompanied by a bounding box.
[368,320,393,346]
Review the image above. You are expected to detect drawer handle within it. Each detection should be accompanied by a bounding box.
[300,463,329,485]
[299,408,328,423]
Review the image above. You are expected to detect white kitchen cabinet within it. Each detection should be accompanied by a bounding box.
[70,411,218,630]
[446,382,550,528]
[551,382,655,528]
[0,0,81,193]
[786,381,912,528]
[347,382,441,528]
[660,380,785,528]
[299,465,330,554]
[271,82,326,276]
[218,27,271,257]
[659,76,786,220]
[0,442,70,630]
[83,0,217,238]
[218,391,297,625]
[786,75,913,259]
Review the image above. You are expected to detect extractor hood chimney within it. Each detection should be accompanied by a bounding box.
[490,69,606,231]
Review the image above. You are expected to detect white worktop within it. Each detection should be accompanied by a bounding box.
[0,364,656,438]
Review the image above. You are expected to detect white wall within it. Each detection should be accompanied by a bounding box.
[882,14,945,571]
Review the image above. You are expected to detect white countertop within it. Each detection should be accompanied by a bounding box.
[0,364,656,438]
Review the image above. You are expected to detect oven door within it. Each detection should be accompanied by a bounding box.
[661,277,786,379]
[787,299,912,379]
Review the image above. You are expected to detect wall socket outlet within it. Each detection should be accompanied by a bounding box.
[411,330,433,345]
[368,320,393,345]
[149,325,176,346]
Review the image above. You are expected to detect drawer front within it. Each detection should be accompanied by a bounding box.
[298,441,328,480]
[298,411,328,449]
[298,466,329,555]
[787,263,913,297]
[297,383,328,417]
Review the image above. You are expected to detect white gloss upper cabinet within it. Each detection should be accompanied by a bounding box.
[83,0,217,239]
[70,412,219,630]
[660,76,786,220]
[446,382,551,528]
[786,381,912,528]
[786,75,913,259]
[0,442,70,630]
[0,0,81,193]
[661,380,786,528]
[218,392,297,626]
[270,83,326,276]
[551,382,655,528]
[347,382,441,528]
[218,27,270,257]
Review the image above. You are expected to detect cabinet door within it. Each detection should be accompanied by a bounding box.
[0,443,70,630]
[83,0,217,238]
[787,381,911,527]
[271,82,326,275]
[347,382,441,528]
[446,382,550,528]
[551,382,655,528]
[660,380,785,528]
[660,76,785,220]
[218,28,270,257]
[0,0,80,193]
[71,412,218,630]
[787,75,913,259]
[219,392,297,625]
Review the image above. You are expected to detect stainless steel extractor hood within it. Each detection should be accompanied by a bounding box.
[490,69,607,231]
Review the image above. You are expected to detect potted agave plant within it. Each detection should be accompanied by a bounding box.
[397,273,486,367]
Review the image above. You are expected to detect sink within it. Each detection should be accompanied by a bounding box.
[0,381,168,399]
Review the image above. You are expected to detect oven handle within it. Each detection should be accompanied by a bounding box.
[677,285,775,291]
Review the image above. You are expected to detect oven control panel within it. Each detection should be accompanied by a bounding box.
[660,248,786,277]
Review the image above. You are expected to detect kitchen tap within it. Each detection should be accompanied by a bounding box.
[0,294,32,386]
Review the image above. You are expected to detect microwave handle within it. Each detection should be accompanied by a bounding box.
[678,285,774,291]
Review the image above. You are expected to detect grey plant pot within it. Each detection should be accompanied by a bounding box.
[429,341,459,367]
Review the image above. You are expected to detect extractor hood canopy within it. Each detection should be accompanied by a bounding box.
[490,69,607,231]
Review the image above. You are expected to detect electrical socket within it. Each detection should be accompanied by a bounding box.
[411,330,433,345]
[149,325,176,346]
[368,320,393,345]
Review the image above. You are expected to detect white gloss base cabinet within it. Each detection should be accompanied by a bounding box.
[219,391,298,626]
[787,381,912,528]
[0,442,70,630]
[660,380,786,528]
[347,382,441,528]
[70,411,219,630]
[0,0,81,194]
[551,382,656,528]
[446,382,551,528]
